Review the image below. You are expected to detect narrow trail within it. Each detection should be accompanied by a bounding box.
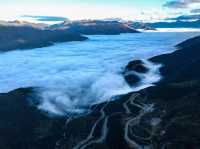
[123,93,147,149]
[124,116,142,149]
[123,106,153,149]
[55,92,155,149]
[73,101,110,149]
[80,116,109,149]
[123,98,131,114]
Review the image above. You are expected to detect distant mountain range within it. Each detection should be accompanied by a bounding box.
[0,17,198,52]
[17,14,200,29]
[0,19,144,52]
[167,14,200,21]
[147,13,200,28]
[147,19,200,28]
[49,20,140,35]
[127,21,156,30]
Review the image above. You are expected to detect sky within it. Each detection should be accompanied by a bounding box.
[0,0,200,21]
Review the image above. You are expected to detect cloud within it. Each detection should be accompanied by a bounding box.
[22,15,68,22]
[191,8,200,13]
[164,1,188,8]
[164,0,200,9]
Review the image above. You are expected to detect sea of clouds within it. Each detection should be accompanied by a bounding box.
[0,33,199,116]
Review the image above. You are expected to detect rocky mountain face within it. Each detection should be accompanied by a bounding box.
[50,20,140,35]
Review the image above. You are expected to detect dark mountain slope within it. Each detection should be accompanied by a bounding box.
[0,22,87,52]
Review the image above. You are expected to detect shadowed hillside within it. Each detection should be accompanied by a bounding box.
[0,25,88,52]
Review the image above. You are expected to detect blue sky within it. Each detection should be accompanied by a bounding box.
[0,0,165,5]
[0,0,199,21]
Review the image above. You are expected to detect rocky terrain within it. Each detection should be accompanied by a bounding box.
[0,21,88,52]
[0,34,200,149]
[49,20,140,35]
